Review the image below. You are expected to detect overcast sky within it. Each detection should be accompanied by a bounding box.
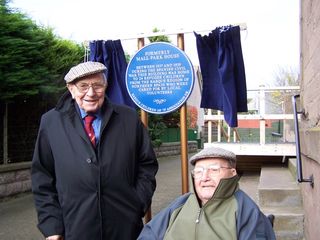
[9,0,300,88]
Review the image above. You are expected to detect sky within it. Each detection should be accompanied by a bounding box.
[9,0,300,89]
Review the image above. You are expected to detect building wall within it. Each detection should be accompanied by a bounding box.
[300,1,320,239]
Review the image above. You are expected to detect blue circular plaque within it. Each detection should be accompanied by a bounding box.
[126,42,194,114]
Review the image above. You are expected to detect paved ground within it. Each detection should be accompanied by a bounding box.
[0,193,43,240]
[0,154,259,239]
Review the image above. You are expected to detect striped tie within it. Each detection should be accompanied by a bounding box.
[84,115,96,146]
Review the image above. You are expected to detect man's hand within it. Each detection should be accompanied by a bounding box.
[46,235,63,240]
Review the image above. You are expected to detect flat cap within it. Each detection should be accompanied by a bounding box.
[64,61,107,83]
[189,147,236,166]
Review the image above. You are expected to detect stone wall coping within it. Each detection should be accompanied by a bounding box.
[0,162,31,173]
[0,141,198,174]
[156,140,197,147]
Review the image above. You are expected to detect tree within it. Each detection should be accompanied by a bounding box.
[0,0,84,163]
[148,28,171,43]
[265,67,300,139]
[0,3,84,101]
[273,66,299,87]
[270,67,299,111]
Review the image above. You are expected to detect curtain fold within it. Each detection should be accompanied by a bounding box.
[89,40,136,108]
[195,26,247,127]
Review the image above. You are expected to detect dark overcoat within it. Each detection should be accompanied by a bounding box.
[32,92,158,240]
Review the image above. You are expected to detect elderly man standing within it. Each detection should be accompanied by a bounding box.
[138,147,275,240]
[32,61,158,240]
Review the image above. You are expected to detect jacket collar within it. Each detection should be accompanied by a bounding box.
[55,91,119,117]
[54,91,119,139]
[189,173,240,205]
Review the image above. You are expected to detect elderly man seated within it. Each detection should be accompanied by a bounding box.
[138,147,276,240]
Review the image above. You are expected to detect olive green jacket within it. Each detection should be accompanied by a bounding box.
[138,175,275,240]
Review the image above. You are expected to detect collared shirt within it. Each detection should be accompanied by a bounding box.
[79,108,102,144]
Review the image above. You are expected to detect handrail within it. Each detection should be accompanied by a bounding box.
[292,94,314,187]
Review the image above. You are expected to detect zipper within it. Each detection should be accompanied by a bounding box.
[196,208,202,223]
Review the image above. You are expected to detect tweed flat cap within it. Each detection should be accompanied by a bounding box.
[189,147,236,165]
[64,61,107,83]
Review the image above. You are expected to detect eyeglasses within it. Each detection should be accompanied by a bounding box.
[74,82,106,93]
[191,165,232,179]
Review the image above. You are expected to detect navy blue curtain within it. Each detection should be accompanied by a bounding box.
[89,40,136,108]
[195,26,247,127]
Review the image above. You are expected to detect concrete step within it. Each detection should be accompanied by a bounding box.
[238,172,259,203]
[274,231,305,240]
[288,157,297,180]
[258,165,304,240]
[261,207,304,234]
[258,165,302,208]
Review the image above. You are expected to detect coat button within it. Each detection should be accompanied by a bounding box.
[86,158,92,164]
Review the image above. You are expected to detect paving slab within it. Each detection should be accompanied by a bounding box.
[0,154,260,239]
